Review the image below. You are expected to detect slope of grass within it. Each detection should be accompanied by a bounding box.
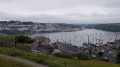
[0,56,34,67]
[0,47,120,67]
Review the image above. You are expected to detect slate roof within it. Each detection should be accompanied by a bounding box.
[35,45,54,54]
[56,43,81,54]
[29,40,39,50]
[29,39,53,54]
[0,33,7,37]
[101,50,118,62]
[101,53,116,61]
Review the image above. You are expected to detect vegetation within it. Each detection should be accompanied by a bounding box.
[0,47,120,67]
[0,35,14,47]
[119,46,120,50]
[94,24,120,32]
[116,52,120,64]
[86,24,120,32]
[15,35,35,43]
[0,29,31,35]
[16,43,30,51]
[77,53,89,60]
[0,56,34,67]
[0,35,34,51]
[15,35,35,51]
[54,23,81,28]
[98,52,104,57]
[54,52,73,59]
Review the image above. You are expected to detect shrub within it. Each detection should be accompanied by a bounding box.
[54,52,73,59]
[116,52,120,64]
[15,35,35,43]
[16,43,30,51]
[98,52,104,57]
[0,35,14,47]
[77,53,89,60]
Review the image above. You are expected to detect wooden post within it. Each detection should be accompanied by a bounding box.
[12,29,16,56]
[37,52,40,63]
[64,61,67,67]
[88,35,90,59]
[13,35,16,56]
[57,39,59,43]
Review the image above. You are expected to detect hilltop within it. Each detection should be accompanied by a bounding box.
[0,47,120,67]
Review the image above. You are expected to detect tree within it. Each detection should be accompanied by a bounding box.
[15,35,35,43]
[98,52,104,57]
[116,52,120,64]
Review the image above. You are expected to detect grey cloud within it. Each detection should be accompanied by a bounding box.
[0,0,120,24]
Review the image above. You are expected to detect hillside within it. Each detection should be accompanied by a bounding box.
[0,47,120,67]
[0,56,34,67]
[85,23,120,32]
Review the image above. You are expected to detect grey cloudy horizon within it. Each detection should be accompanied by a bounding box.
[0,0,120,24]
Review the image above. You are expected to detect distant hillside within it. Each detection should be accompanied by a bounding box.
[85,23,120,32]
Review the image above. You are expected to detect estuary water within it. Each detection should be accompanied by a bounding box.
[27,29,120,46]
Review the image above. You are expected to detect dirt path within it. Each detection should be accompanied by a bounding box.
[0,54,48,67]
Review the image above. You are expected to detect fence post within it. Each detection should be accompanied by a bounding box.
[64,61,67,67]
[37,52,40,63]
[12,35,16,56]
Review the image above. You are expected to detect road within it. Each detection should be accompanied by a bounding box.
[0,54,48,67]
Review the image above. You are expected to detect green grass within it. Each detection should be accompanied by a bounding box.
[0,47,120,67]
[0,56,34,67]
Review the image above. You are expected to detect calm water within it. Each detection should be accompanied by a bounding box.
[27,29,120,46]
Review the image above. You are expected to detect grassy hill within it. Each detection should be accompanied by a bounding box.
[0,47,120,67]
[0,56,34,67]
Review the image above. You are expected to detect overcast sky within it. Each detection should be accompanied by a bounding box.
[0,0,120,24]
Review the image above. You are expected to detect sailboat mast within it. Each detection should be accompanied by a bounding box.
[88,35,89,44]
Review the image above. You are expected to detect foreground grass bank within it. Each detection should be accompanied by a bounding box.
[0,47,120,67]
[0,56,34,67]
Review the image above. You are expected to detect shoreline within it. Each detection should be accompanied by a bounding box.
[25,28,84,35]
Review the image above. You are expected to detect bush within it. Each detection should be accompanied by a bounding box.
[98,52,104,57]
[16,43,30,51]
[77,53,89,60]
[54,52,73,59]
[0,35,14,47]
[15,35,35,43]
[116,52,120,64]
